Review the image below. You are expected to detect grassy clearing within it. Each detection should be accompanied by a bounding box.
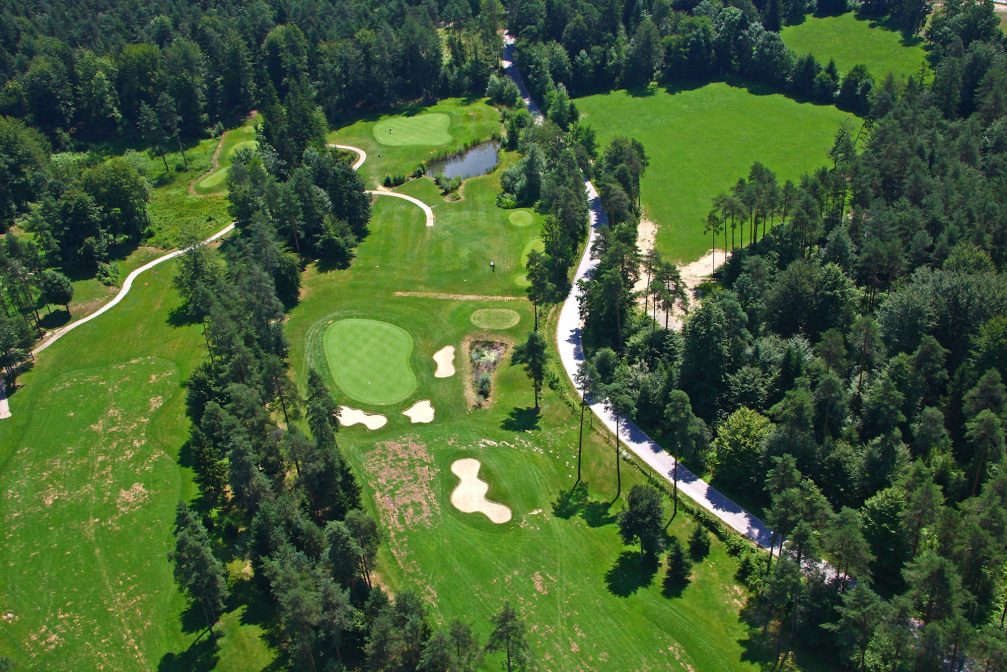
[286,101,827,671]
[192,118,258,195]
[781,12,929,81]
[324,318,418,406]
[327,98,500,185]
[576,82,857,262]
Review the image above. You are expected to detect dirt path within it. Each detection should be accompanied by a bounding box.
[393,291,522,301]
[187,130,228,196]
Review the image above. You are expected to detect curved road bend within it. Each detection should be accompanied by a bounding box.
[501,32,773,549]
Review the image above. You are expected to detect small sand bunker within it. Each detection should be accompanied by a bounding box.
[450,458,512,524]
[433,345,456,378]
[403,399,435,424]
[338,406,387,430]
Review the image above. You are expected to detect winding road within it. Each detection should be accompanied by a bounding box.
[501,33,774,549]
[3,140,434,417]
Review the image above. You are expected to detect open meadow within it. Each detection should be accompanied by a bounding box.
[781,12,929,81]
[575,82,857,262]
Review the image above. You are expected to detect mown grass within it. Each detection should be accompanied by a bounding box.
[324,318,418,406]
[192,117,258,195]
[781,11,929,81]
[285,103,827,671]
[575,82,857,262]
[327,97,501,187]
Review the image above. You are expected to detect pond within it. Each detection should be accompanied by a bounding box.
[428,141,500,180]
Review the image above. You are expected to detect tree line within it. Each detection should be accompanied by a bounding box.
[564,0,1007,668]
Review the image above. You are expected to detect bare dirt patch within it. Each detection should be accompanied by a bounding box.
[362,439,440,535]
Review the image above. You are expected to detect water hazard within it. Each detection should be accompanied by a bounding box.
[428,141,500,180]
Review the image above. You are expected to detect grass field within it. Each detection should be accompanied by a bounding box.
[323,318,418,405]
[576,82,857,262]
[287,101,830,671]
[373,112,452,146]
[781,12,929,81]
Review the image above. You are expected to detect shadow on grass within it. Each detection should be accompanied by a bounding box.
[605,551,658,597]
[551,484,617,527]
[662,568,691,598]
[38,309,70,330]
[157,631,218,671]
[500,406,540,431]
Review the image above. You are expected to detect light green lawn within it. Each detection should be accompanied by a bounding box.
[781,12,929,81]
[192,117,258,195]
[372,112,452,146]
[324,318,418,405]
[576,82,857,262]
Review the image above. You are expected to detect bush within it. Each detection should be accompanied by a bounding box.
[96,261,119,286]
[477,373,492,399]
[496,192,517,209]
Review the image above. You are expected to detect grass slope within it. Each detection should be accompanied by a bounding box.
[324,318,418,405]
[781,12,928,81]
[576,82,857,262]
[287,102,829,671]
[0,261,272,671]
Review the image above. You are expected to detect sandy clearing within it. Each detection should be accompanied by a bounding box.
[338,406,388,430]
[633,216,727,330]
[433,346,456,378]
[450,458,512,523]
[402,399,435,423]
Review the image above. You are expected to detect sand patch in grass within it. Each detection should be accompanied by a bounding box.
[449,458,512,524]
[337,406,387,430]
[433,345,456,378]
[402,399,435,424]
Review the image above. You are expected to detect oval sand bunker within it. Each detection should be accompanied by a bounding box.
[338,406,387,430]
[433,345,456,378]
[450,458,512,524]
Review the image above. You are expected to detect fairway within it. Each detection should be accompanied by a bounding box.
[576,82,857,262]
[373,113,452,146]
[782,12,928,81]
[323,318,418,405]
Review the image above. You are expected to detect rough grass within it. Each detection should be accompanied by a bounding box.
[576,82,857,262]
[192,119,258,196]
[372,112,452,146]
[781,11,929,81]
[323,318,418,406]
[286,101,831,671]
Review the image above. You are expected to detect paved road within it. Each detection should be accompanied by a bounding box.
[329,143,435,227]
[502,32,774,548]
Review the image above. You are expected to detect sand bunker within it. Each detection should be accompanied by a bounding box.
[449,458,512,524]
[433,346,456,378]
[338,406,387,430]
[403,399,435,424]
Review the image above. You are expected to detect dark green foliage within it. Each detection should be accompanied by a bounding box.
[616,485,666,558]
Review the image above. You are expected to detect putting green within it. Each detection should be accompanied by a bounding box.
[195,167,230,192]
[508,210,533,227]
[470,308,520,330]
[323,319,418,405]
[373,113,452,146]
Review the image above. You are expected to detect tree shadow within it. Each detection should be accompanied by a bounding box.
[662,568,691,598]
[157,631,218,671]
[605,551,658,597]
[737,600,778,669]
[552,481,589,519]
[168,303,202,327]
[38,309,70,329]
[582,499,616,528]
[500,406,540,431]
